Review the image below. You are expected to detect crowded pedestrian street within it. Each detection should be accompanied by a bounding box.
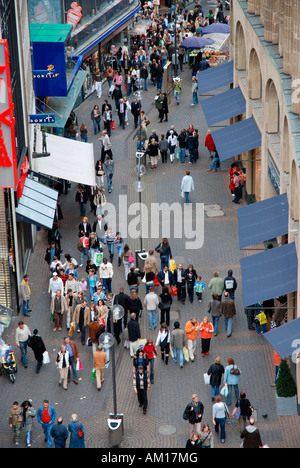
[1,0,300,450]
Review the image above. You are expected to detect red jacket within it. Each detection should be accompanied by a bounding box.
[204,134,215,151]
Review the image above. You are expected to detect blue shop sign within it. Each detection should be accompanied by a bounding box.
[29,114,56,124]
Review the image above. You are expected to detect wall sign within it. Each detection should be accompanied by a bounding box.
[0,40,17,188]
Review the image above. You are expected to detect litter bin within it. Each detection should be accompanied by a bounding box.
[108,414,123,447]
[135,249,148,271]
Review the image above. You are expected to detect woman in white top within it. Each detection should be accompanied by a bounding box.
[56,345,70,390]
[167,132,178,162]
[155,323,170,365]
[212,395,231,443]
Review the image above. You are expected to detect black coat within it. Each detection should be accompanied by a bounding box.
[28,335,46,362]
[127,318,141,342]
[207,363,225,387]
[185,401,204,423]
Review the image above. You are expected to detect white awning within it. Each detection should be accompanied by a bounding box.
[203,33,230,52]
[32,133,96,187]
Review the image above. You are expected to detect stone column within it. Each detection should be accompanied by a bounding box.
[283,0,294,76]
[264,0,273,42]
[272,0,280,44]
[291,3,300,115]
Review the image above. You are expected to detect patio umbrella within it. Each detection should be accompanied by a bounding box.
[179,36,215,49]
[202,23,230,34]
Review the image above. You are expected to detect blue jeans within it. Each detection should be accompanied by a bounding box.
[173,347,184,367]
[184,191,189,203]
[146,281,154,294]
[20,340,29,366]
[160,255,169,269]
[226,384,239,406]
[179,147,186,162]
[93,118,100,134]
[224,317,233,336]
[80,248,90,265]
[107,173,113,192]
[174,90,180,103]
[147,309,157,330]
[116,245,124,260]
[141,77,148,90]
[81,135,88,143]
[102,277,112,294]
[129,284,139,294]
[23,299,30,316]
[68,355,78,382]
[78,202,86,216]
[192,91,198,104]
[212,316,220,335]
[156,76,163,90]
[42,423,53,448]
[214,417,226,441]
[211,385,220,398]
[210,157,220,170]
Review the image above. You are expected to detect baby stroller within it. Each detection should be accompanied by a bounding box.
[0,344,17,383]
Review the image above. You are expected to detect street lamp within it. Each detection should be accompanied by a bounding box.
[99,304,124,446]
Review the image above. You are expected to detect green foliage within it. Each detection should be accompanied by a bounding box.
[276,359,297,398]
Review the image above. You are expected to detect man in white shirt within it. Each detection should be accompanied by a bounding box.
[48,272,63,297]
[15,321,31,368]
[99,258,113,294]
[144,286,159,330]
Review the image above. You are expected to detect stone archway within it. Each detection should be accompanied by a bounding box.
[265,79,280,134]
[248,48,262,99]
[235,22,246,71]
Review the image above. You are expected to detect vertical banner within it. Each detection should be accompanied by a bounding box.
[0,39,17,188]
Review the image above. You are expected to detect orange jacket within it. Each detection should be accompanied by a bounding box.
[273,350,281,366]
[185,320,199,341]
[199,321,214,339]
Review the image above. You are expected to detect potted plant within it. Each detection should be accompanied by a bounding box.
[275,359,298,416]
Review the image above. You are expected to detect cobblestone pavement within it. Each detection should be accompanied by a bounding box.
[1,57,300,449]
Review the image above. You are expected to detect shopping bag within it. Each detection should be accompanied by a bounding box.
[76,359,83,371]
[203,372,210,385]
[92,369,96,380]
[111,120,115,130]
[220,385,228,397]
[154,274,160,287]
[42,351,50,364]
[170,286,177,296]
[183,346,189,362]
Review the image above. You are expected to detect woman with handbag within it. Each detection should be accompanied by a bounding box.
[183,394,204,436]
[68,414,85,448]
[155,238,172,270]
[140,264,156,295]
[121,244,134,280]
[159,286,172,326]
[207,356,224,401]
[212,396,231,443]
[224,357,241,406]
[155,323,170,365]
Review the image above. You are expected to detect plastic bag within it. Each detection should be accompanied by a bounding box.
[43,351,50,364]
[203,373,210,385]
[220,385,228,397]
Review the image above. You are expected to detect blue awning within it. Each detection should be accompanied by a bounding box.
[237,193,289,249]
[201,87,246,126]
[197,60,233,94]
[15,177,58,230]
[240,243,298,308]
[211,117,261,161]
[264,318,300,358]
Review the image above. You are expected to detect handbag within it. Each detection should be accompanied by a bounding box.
[230,365,240,376]
[154,275,160,287]
[77,241,84,252]
[76,359,83,371]
[111,119,115,130]
[42,351,50,364]
[78,423,84,438]
[128,250,135,263]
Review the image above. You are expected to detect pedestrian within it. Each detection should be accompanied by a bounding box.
[162,92,169,121]
[15,320,31,368]
[56,344,70,390]
[156,322,170,365]
[185,432,203,449]
[212,396,231,443]
[254,304,268,334]
[140,264,156,294]
[44,241,60,268]
[106,65,114,95]
[103,155,114,193]
[167,130,177,163]
[232,170,242,204]
[181,170,194,204]
[224,357,241,406]
[99,257,113,294]
[208,271,224,301]
[131,97,140,128]
[178,129,187,163]
[207,356,225,401]
[199,424,214,449]
[144,286,159,330]
[191,75,198,106]
[50,289,68,332]
[171,321,187,368]
[208,293,222,336]
[128,289,143,321]
[133,366,150,414]
[184,317,200,362]
[20,274,31,316]
[73,299,90,345]
[183,394,204,436]
[75,185,88,216]
[187,130,197,164]
[207,149,220,172]
[134,121,148,150]
[94,68,103,98]
[173,76,181,104]
[50,417,69,448]
[121,244,134,280]
[221,292,236,338]
[64,336,79,385]
[157,264,173,293]
[224,269,238,300]
[145,138,159,168]
[194,275,205,303]
[68,414,85,448]
[232,391,253,430]
[158,133,169,163]
[199,316,214,357]
[86,269,99,299]
[103,106,113,136]
[155,90,164,121]
[9,401,23,446]
[159,286,172,326]
[92,213,108,245]
[99,129,112,163]
[127,312,141,357]
[240,417,263,448]
[185,264,197,303]
[155,237,172,270]
[143,339,158,384]
[93,344,107,391]
[37,400,56,448]
[112,84,123,111]
[21,400,36,448]
[173,263,187,304]
[115,232,125,267]
[93,187,106,217]
[133,348,149,374]
[204,129,216,158]
[80,122,88,142]
[117,97,126,129]
[28,329,46,373]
